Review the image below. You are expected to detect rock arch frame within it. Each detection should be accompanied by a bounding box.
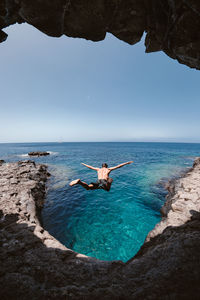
[1,1,200,298]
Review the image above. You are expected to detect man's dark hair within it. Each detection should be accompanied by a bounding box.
[102,163,108,168]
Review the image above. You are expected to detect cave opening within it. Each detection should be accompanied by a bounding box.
[1,20,200,261]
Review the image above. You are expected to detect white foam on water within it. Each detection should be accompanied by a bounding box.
[47,151,59,155]
[17,153,29,157]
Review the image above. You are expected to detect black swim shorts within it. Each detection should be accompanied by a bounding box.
[91,179,108,190]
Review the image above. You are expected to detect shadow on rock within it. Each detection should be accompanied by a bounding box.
[1,208,200,299]
[0,210,123,300]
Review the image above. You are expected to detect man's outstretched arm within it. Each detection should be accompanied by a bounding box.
[81,163,99,171]
[109,161,133,171]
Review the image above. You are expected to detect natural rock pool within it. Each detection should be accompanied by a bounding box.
[1,142,200,261]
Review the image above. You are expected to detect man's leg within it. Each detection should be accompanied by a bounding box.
[69,179,97,190]
[105,178,113,191]
[69,179,81,186]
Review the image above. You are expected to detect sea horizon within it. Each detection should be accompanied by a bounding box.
[1,140,200,144]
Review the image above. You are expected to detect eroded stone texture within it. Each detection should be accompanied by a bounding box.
[1,0,200,69]
[145,0,200,69]
[0,160,200,299]
[146,157,200,241]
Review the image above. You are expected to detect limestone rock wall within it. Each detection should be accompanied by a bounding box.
[146,157,200,241]
[0,160,200,299]
[1,0,200,69]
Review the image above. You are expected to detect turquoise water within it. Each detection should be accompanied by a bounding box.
[0,142,200,261]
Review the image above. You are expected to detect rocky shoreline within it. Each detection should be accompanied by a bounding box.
[146,157,200,242]
[0,159,200,299]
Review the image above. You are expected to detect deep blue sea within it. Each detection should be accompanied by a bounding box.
[0,142,200,261]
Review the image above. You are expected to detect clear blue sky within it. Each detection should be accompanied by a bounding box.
[0,23,200,143]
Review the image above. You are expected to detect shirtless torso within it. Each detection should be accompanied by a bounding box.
[69,161,133,191]
[97,167,110,180]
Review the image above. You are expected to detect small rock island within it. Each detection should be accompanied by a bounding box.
[28,151,50,157]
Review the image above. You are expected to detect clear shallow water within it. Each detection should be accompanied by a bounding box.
[0,142,200,261]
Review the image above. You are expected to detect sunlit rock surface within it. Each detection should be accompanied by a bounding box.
[146,157,200,241]
[0,159,200,299]
[1,0,200,69]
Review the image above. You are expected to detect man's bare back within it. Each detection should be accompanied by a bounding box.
[97,167,110,180]
[69,161,133,191]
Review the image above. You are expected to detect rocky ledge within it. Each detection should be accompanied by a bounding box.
[0,159,200,299]
[146,157,200,242]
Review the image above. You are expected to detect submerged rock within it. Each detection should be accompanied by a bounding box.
[28,151,50,157]
[0,159,200,299]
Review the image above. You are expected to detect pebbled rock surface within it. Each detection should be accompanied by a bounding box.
[0,159,200,299]
[1,0,200,69]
